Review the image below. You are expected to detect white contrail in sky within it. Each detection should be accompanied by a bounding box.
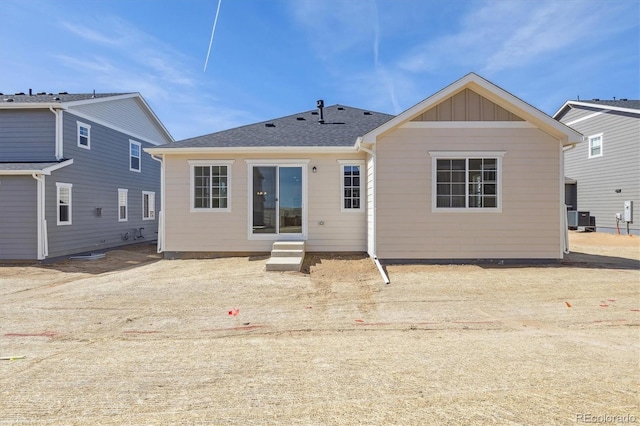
[204,0,223,72]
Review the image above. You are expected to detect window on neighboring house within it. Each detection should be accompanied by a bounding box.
[129,141,141,172]
[189,161,233,211]
[77,122,90,149]
[588,133,603,158]
[56,183,72,225]
[142,191,155,220]
[339,161,364,211]
[430,152,503,211]
[118,189,128,222]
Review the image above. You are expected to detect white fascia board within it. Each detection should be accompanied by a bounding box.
[42,158,74,173]
[0,159,73,175]
[553,100,640,118]
[61,93,139,107]
[0,102,65,110]
[144,146,359,155]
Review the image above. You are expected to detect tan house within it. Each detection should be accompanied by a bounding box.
[145,73,582,269]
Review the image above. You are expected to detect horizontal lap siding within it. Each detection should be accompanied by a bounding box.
[164,153,367,253]
[45,112,161,258]
[0,176,37,259]
[375,127,561,259]
[0,110,55,161]
[70,98,171,144]
[563,109,640,233]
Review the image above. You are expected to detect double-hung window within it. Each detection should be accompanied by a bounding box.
[430,152,503,211]
[129,141,141,172]
[338,160,364,211]
[588,133,603,158]
[118,189,128,222]
[189,160,234,211]
[77,122,90,149]
[56,183,72,225]
[142,191,155,220]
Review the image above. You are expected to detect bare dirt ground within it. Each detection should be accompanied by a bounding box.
[0,232,638,425]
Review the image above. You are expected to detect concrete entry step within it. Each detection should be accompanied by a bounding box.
[266,241,305,272]
[272,241,305,251]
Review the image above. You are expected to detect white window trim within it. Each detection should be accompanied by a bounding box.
[142,191,155,220]
[429,151,505,213]
[56,182,73,225]
[188,160,234,212]
[77,122,91,149]
[338,160,365,212]
[588,133,603,159]
[129,140,142,172]
[118,188,128,222]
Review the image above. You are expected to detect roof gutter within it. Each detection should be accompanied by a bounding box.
[144,146,359,155]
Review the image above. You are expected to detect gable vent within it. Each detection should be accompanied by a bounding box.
[337,107,345,110]
[265,123,276,128]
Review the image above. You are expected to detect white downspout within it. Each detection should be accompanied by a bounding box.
[49,106,63,160]
[32,173,48,260]
[151,154,164,253]
[356,138,389,284]
[561,143,578,255]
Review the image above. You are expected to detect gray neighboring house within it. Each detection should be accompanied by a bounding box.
[554,99,640,235]
[0,91,173,260]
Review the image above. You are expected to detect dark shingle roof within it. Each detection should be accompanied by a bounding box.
[574,99,640,110]
[0,92,129,104]
[170,104,394,148]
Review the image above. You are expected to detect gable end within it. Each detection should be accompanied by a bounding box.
[412,89,524,122]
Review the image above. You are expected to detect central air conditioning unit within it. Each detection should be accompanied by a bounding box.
[567,211,590,228]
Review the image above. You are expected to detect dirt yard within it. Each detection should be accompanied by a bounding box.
[1,232,638,425]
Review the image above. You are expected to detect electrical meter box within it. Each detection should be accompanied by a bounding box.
[623,200,633,223]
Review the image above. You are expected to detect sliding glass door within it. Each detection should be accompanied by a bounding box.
[252,165,304,236]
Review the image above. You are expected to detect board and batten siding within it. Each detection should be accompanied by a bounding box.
[162,152,368,254]
[411,89,524,122]
[375,127,562,260]
[69,97,170,144]
[563,108,640,234]
[0,176,38,259]
[0,109,56,161]
[44,112,161,258]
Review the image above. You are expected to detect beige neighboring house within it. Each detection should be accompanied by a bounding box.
[145,73,582,264]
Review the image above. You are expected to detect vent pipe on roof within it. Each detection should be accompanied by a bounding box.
[29,88,32,96]
[316,99,324,123]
